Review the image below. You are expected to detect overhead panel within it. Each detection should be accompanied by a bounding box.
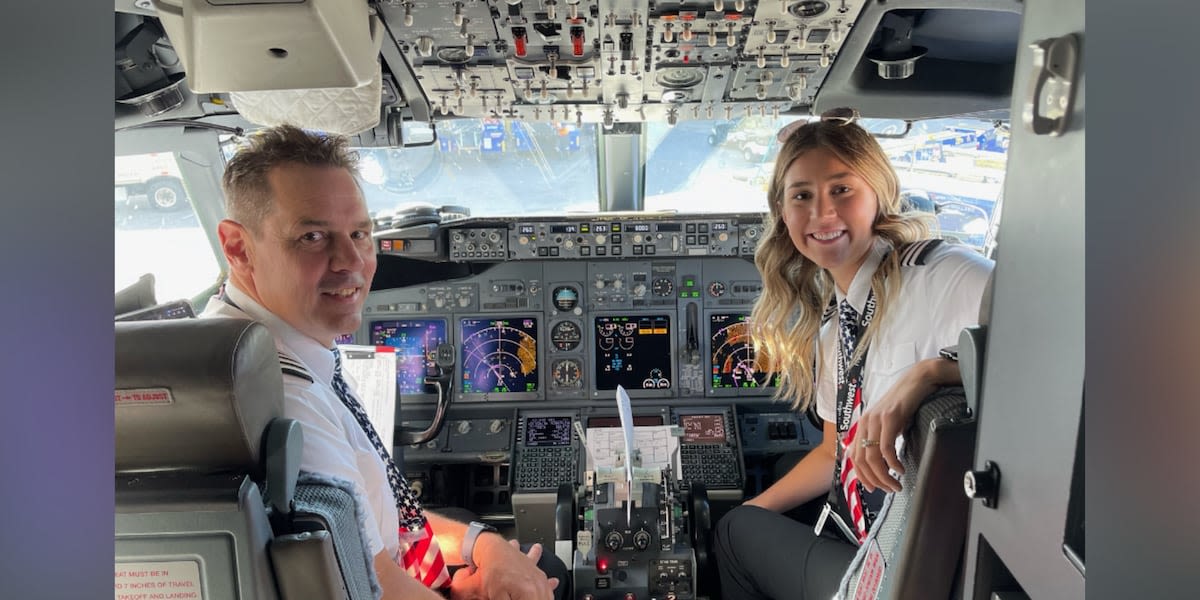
[376,0,871,126]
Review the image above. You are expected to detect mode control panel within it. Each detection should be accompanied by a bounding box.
[511,219,740,261]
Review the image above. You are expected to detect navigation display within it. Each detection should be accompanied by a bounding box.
[460,317,539,394]
[525,416,573,447]
[370,319,447,395]
[710,313,780,389]
[594,315,672,391]
[681,414,727,444]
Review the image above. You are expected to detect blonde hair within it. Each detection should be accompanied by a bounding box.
[750,116,933,411]
[221,124,360,232]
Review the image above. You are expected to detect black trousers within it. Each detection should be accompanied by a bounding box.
[533,544,570,600]
[714,505,857,600]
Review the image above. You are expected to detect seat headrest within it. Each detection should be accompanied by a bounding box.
[116,318,282,479]
[114,273,157,316]
[979,269,996,326]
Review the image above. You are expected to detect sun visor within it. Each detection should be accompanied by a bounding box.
[150,0,383,93]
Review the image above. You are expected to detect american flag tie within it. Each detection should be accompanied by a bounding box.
[331,349,451,588]
[836,299,870,543]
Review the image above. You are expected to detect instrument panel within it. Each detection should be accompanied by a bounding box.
[367,213,776,405]
[361,269,774,403]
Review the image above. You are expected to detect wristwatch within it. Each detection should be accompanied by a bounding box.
[462,521,499,571]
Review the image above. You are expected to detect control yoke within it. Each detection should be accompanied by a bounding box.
[396,342,455,445]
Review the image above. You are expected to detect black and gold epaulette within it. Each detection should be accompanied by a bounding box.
[277,352,314,383]
[898,239,944,267]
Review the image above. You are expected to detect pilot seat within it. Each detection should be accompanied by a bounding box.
[115,318,378,599]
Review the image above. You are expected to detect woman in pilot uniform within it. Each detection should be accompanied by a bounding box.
[713,109,993,599]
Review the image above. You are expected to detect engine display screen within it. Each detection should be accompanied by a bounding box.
[525,416,573,447]
[681,414,727,444]
[710,313,780,389]
[370,319,447,395]
[594,315,672,391]
[460,317,539,394]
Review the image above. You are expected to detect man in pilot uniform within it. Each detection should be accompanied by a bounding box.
[201,124,564,600]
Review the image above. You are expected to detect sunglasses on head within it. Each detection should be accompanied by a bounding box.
[775,107,862,142]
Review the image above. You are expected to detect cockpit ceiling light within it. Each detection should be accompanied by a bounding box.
[116,72,187,117]
[867,45,927,80]
[661,90,691,103]
[656,68,705,89]
[436,47,473,64]
[788,1,829,19]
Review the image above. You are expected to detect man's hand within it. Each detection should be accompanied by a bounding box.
[849,358,957,493]
[449,536,558,600]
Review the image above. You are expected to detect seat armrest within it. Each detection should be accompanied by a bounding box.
[269,530,349,600]
[958,326,988,416]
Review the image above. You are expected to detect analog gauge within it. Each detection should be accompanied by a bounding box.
[553,286,579,311]
[553,359,583,388]
[708,281,726,297]
[550,320,583,351]
[652,277,674,297]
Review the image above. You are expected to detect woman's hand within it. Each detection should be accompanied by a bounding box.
[850,358,958,493]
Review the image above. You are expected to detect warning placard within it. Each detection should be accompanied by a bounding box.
[115,388,174,406]
[114,561,203,600]
[853,539,886,600]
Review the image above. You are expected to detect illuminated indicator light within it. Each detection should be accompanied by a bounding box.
[597,557,610,574]
[685,279,695,286]
[514,35,527,57]
[380,240,393,251]
[572,30,585,56]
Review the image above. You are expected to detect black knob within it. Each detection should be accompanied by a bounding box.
[633,529,652,550]
[964,460,1001,508]
[604,530,624,551]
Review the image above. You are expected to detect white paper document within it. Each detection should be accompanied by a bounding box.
[585,424,681,480]
[337,345,398,454]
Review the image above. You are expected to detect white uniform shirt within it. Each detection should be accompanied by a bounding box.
[200,283,401,560]
[815,239,994,423]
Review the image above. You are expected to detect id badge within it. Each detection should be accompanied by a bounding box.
[815,502,861,546]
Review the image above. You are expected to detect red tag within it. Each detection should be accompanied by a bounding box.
[854,539,886,600]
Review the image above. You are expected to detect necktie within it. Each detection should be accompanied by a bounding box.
[836,299,870,543]
[331,349,451,588]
